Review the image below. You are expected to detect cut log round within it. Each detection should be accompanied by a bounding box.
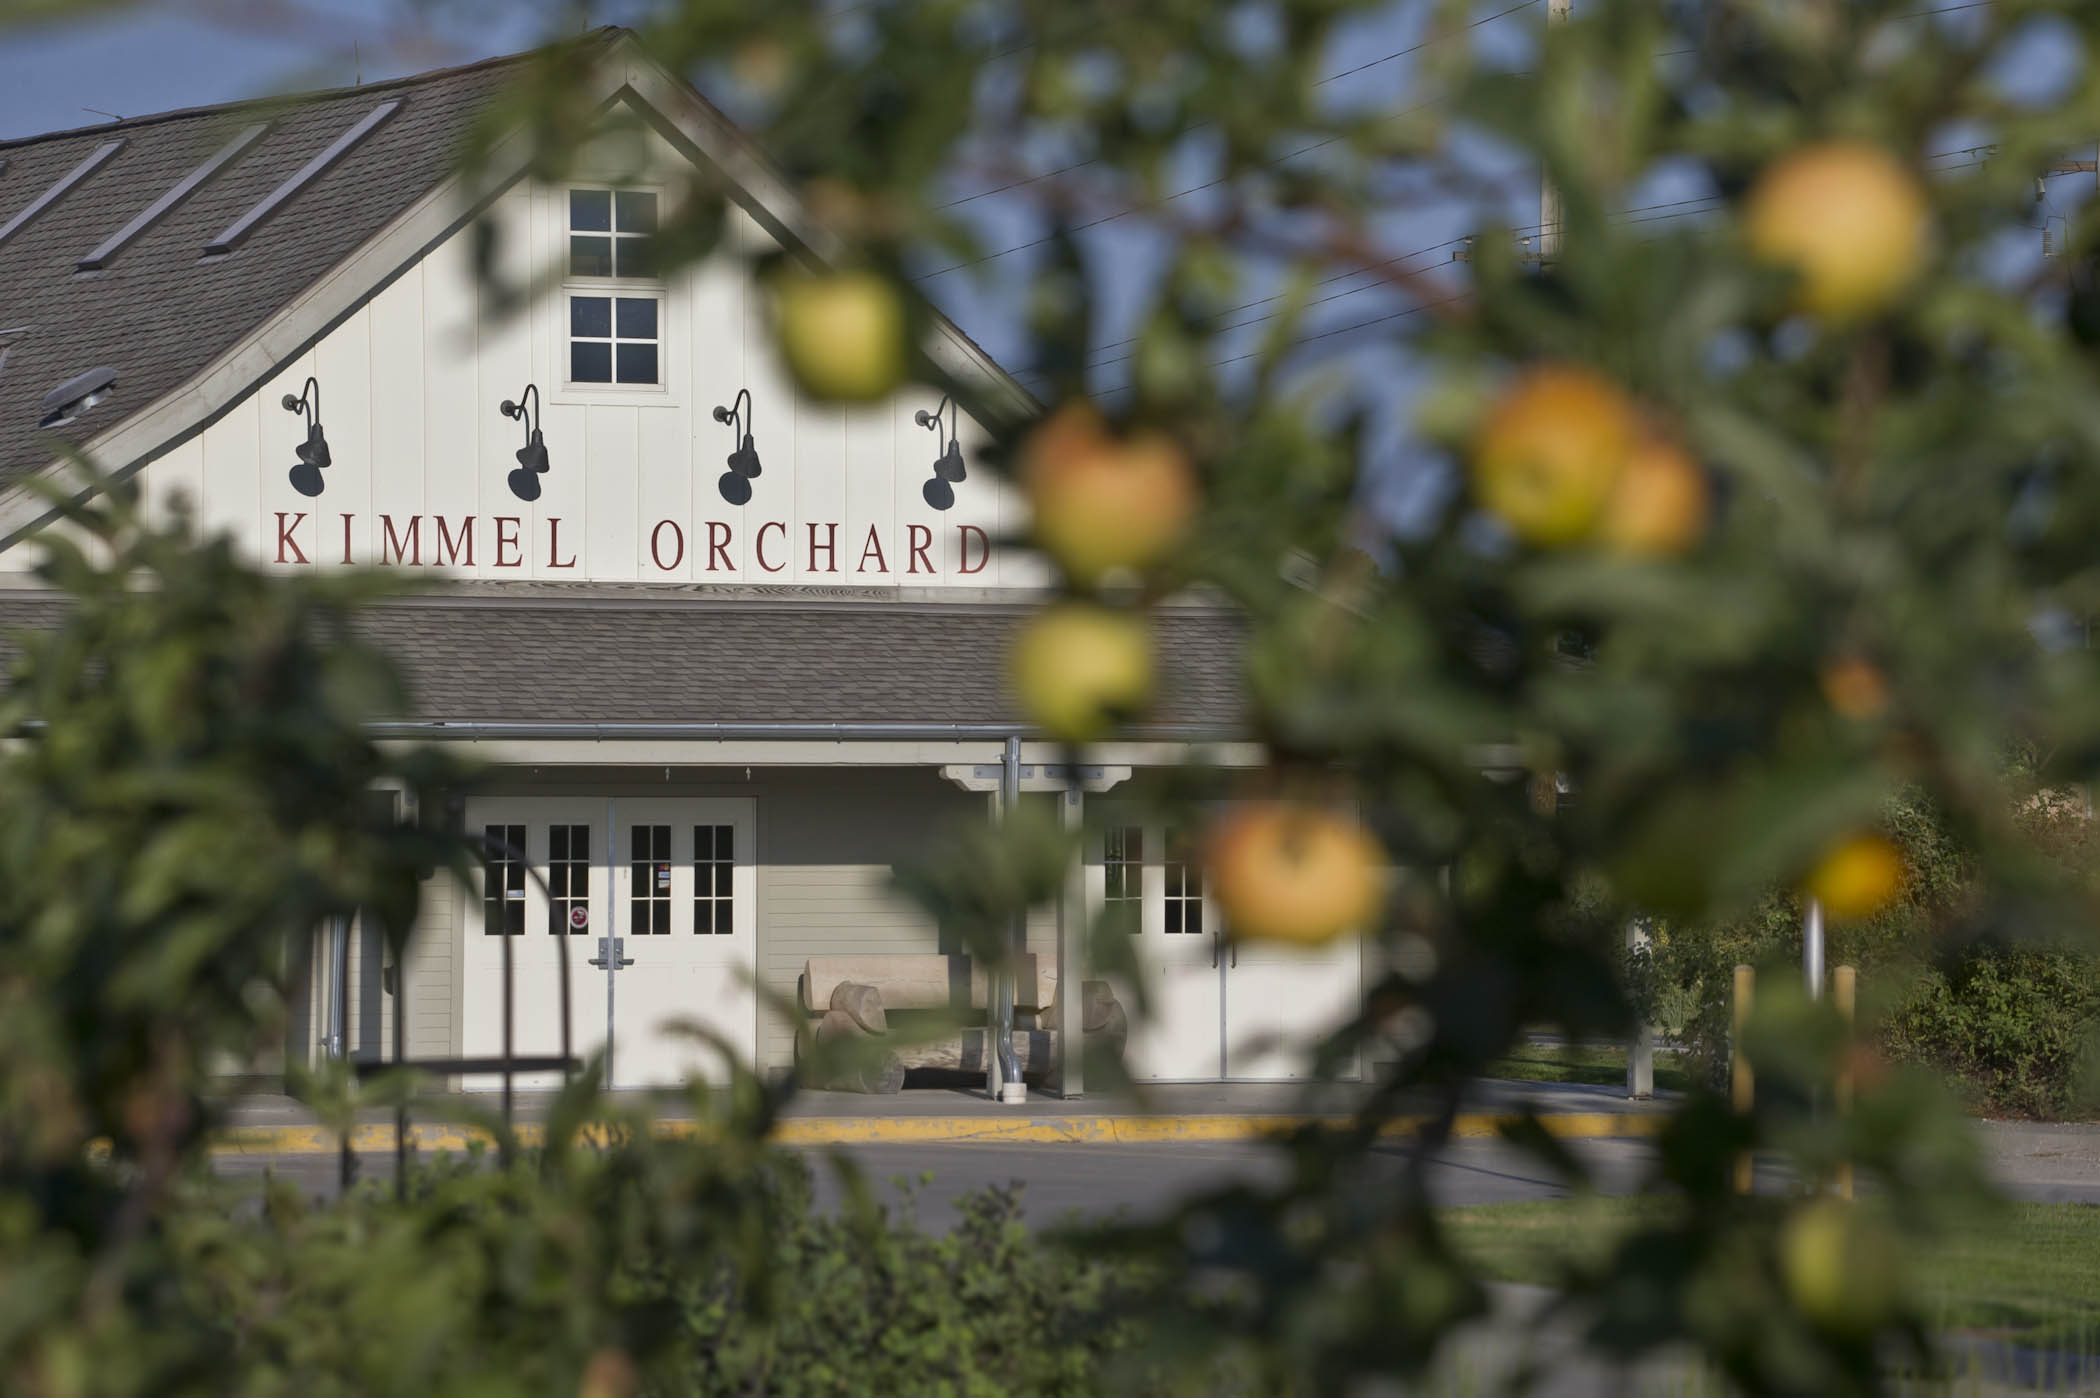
[828,980,888,1035]
[809,1006,906,1093]
[1079,980,1117,1034]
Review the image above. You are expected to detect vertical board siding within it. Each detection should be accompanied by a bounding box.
[140,174,1030,589]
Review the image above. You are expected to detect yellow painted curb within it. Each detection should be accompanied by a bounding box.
[209,1111,1662,1157]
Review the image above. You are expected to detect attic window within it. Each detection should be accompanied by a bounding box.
[568,188,656,278]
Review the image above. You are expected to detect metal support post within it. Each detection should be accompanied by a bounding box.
[1804,896,1825,1000]
[1625,918,1653,1099]
[1055,784,1085,1098]
[987,735,1026,1103]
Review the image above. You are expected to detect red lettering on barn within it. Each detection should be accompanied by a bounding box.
[274,512,309,565]
[494,517,522,568]
[651,520,685,572]
[907,524,933,574]
[857,524,888,574]
[756,521,787,573]
[380,514,420,566]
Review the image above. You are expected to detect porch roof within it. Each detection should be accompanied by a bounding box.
[0,589,1246,734]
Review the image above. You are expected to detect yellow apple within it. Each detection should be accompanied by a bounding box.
[770,268,910,402]
[1206,802,1386,947]
[1009,603,1154,742]
[1805,833,1903,921]
[1470,366,1640,547]
[1598,436,1710,557]
[1745,142,1929,321]
[1021,404,1198,586]
[1781,1199,1902,1335]
[578,1348,638,1398]
[1820,656,1890,720]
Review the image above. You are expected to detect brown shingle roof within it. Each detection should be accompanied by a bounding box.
[0,589,1246,731]
[0,47,548,484]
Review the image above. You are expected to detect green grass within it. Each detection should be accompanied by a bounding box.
[1481,1041,1694,1094]
[1441,1197,2100,1352]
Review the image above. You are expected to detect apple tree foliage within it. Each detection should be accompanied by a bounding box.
[7,0,2100,1392]
[468,0,2098,1389]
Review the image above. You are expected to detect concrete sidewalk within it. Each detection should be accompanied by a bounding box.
[211,1077,1676,1155]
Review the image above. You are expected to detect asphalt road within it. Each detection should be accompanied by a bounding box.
[216,1118,2100,1231]
[221,1135,1687,1227]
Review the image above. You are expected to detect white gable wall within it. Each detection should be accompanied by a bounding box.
[8,141,1043,593]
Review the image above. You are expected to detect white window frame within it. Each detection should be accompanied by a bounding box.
[550,182,674,405]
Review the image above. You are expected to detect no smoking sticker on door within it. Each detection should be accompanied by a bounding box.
[569,905,589,931]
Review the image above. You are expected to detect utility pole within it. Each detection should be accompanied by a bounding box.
[1538,0,1570,261]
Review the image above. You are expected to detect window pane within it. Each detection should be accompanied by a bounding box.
[571,341,612,384]
[569,234,612,277]
[615,343,659,385]
[717,828,733,861]
[613,238,655,279]
[614,190,658,232]
[653,901,670,934]
[569,188,611,231]
[570,295,611,338]
[1166,900,1183,936]
[615,296,658,339]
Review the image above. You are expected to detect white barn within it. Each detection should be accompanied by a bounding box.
[0,32,1360,1091]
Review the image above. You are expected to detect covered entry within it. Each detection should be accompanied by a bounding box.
[1093,817,1363,1082]
[462,795,756,1088]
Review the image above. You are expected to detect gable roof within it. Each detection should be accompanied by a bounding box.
[0,47,536,487]
[0,30,1036,527]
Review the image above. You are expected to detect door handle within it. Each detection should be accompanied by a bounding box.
[588,936,635,969]
[1230,940,1238,969]
[1211,933,1219,969]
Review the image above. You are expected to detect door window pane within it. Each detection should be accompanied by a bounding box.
[549,824,590,934]
[1164,834,1204,936]
[631,824,671,935]
[482,823,526,935]
[1104,826,1143,931]
[696,824,733,934]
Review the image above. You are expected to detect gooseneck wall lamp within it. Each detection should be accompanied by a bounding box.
[913,395,965,511]
[498,384,550,502]
[281,377,331,498]
[711,388,762,506]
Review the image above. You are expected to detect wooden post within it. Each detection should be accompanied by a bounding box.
[1055,784,1085,1098]
[1834,964,1857,1201]
[1732,964,1754,1195]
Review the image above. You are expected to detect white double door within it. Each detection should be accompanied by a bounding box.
[462,796,756,1089]
[1097,819,1362,1082]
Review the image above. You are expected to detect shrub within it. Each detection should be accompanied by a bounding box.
[1880,947,2100,1120]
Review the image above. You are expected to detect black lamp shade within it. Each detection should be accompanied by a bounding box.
[289,422,330,497]
[934,439,966,483]
[727,432,761,479]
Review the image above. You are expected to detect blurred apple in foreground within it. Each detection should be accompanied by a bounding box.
[1021,404,1197,586]
[1745,142,1928,321]
[1010,603,1153,742]
[1805,833,1904,921]
[1781,1199,1902,1335]
[771,268,909,402]
[1207,803,1385,947]
[1471,366,1639,547]
[1598,436,1709,557]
